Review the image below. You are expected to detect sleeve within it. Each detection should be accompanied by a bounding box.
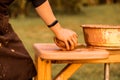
[30,0,47,8]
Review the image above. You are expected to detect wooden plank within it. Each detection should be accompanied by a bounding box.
[33,43,109,60]
[37,58,52,80]
[45,60,52,80]
[104,63,110,80]
[54,64,82,80]
[52,52,120,64]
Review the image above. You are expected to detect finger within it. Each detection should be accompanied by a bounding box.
[73,35,78,46]
[72,32,78,37]
[64,40,70,51]
[74,33,78,37]
[71,37,77,47]
[68,39,75,50]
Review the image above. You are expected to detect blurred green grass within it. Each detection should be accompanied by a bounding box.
[10,4,120,80]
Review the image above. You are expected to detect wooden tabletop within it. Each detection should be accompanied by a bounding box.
[33,43,109,60]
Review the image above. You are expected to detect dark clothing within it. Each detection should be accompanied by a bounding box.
[0,0,46,79]
[31,0,47,7]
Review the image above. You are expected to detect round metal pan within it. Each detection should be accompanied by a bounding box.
[81,24,120,50]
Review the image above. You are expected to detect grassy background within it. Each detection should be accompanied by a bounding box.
[10,4,120,80]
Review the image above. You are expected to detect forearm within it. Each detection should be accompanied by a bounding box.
[35,0,62,34]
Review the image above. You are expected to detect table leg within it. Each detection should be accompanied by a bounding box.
[36,57,52,80]
[104,63,110,80]
[54,64,82,80]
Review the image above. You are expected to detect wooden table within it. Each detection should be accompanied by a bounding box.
[33,43,120,80]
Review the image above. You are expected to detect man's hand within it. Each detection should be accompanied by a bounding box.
[51,25,78,50]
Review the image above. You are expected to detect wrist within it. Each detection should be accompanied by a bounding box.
[47,20,58,28]
[50,22,62,35]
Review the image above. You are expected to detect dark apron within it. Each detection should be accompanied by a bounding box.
[0,14,37,80]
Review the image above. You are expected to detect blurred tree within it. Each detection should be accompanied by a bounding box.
[62,0,81,13]
[98,0,119,4]
[49,0,63,12]
[9,0,35,18]
[88,0,98,5]
[106,0,114,4]
[9,0,20,18]
[50,0,81,14]
[19,0,27,14]
[56,0,63,11]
